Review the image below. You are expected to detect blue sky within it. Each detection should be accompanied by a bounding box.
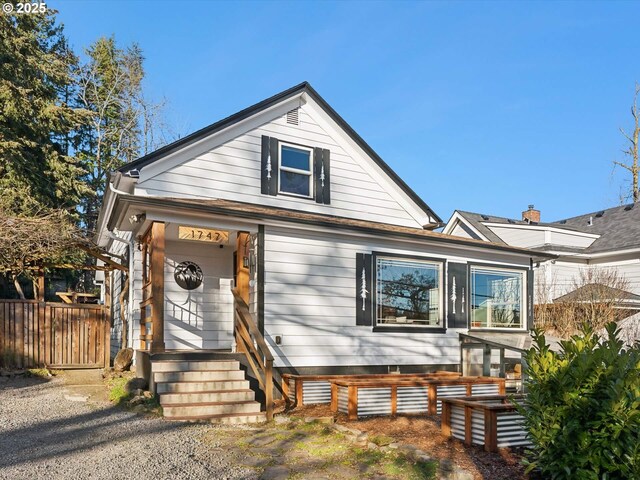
[54,1,640,223]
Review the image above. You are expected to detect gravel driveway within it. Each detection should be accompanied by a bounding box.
[0,375,258,480]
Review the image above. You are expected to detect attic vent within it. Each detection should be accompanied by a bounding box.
[625,204,635,211]
[507,219,516,224]
[286,108,299,125]
[595,211,604,218]
[559,220,567,224]
[481,215,489,220]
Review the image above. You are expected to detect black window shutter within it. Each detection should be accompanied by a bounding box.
[314,148,331,204]
[355,253,372,326]
[261,135,278,196]
[527,268,534,330]
[447,262,468,329]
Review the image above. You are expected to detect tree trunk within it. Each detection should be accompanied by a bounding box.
[12,274,26,300]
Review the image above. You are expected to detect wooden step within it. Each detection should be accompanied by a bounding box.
[156,380,250,393]
[151,360,240,373]
[162,400,262,418]
[166,412,267,424]
[154,369,246,383]
[159,389,255,405]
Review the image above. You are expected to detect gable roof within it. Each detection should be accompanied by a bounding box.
[118,81,442,225]
[451,204,640,256]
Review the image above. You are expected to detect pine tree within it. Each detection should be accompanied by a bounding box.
[0,8,89,215]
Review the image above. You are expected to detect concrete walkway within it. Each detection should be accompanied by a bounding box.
[62,369,109,403]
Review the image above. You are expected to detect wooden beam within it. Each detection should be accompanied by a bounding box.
[330,382,338,413]
[78,245,128,272]
[348,385,358,421]
[104,271,111,368]
[149,222,165,353]
[441,402,451,437]
[484,410,498,452]
[295,378,303,407]
[391,385,397,417]
[428,384,437,415]
[465,406,473,446]
[265,360,273,421]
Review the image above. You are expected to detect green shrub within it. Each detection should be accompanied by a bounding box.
[519,322,640,479]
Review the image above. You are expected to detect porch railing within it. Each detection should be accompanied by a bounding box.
[232,292,274,421]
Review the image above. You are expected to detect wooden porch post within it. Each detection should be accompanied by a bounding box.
[104,271,111,368]
[150,222,165,353]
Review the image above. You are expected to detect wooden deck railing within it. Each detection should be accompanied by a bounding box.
[232,292,274,421]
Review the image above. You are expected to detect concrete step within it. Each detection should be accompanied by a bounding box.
[154,370,246,383]
[162,400,262,418]
[166,412,267,425]
[151,360,240,373]
[156,380,250,394]
[159,389,255,405]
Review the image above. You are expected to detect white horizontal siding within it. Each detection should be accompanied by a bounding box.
[263,226,529,368]
[488,226,546,248]
[538,258,640,301]
[548,230,596,248]
[136,104,424,228]
[108,231,132,356]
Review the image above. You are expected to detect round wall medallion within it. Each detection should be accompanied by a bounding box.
[174,261,203,290]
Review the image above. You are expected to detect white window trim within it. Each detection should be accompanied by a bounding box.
[375,255,444,328]
[278,142,313,199]
[470,265,527,331]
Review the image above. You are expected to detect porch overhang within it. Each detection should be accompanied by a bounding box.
[108,194,557,261]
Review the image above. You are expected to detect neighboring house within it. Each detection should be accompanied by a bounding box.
[443,204,640,315]
[95,82,551,420]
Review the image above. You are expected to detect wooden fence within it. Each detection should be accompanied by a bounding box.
[0,300,110,369]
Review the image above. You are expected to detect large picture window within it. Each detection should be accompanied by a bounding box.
[376,257,442,327]
[279,143,313,198]
[470,267,524,329]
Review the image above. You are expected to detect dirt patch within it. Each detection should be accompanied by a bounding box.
[290,404,529,480]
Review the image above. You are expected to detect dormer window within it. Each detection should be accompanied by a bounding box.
[279,143,313,198]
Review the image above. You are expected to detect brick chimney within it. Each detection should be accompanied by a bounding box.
[522,204,540,223]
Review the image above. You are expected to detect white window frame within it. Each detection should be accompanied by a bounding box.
[278,142,314,199]
[375,255,444,329]
[470,265,527,331]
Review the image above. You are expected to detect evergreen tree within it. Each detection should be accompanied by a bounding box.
[0,7,89,215]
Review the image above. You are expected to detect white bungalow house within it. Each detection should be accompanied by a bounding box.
[95,82,551,421]
[443,204,640,314]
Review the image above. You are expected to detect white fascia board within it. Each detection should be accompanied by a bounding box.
[483,222,601,239]
[443,211,490,240]
[138,95,305,183]
[302,94,434,228]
